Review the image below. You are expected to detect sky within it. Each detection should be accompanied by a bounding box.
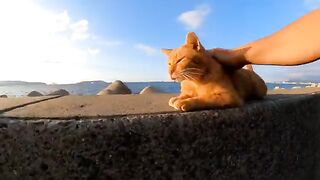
[0,0,320,83]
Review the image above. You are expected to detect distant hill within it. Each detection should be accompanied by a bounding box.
[0,81,46,86]
[47,80,109,87]
[288,77,320,83]
[0,80,110,86]
[75,80,108,86]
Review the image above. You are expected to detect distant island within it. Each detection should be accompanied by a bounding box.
[0,80,111,86]
[285,74,320,83]
[51,80,108,86]
[0,81,46,86]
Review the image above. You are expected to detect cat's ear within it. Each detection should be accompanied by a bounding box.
[185,32,205,52]
[161,48,173,56]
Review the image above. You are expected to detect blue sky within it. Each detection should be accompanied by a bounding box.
[0,0,319,83]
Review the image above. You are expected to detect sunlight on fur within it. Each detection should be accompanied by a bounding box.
[162,32,267,111]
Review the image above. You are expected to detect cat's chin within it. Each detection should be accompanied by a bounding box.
[175,77,185,82]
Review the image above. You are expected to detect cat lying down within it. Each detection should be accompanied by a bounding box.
[162,32,267,111]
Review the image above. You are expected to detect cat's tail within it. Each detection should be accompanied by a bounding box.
[244,64,253,71]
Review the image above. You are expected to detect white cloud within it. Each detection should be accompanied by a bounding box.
[135,43,158,56]
[88,48,100,56]
[178,4,211,30]
[0,0,101,83]
[304,0,320,9]
[70,19,90,41]
[54,11,71,32]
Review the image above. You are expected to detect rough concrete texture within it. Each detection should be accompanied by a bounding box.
[0,93,307,119]
[2,94,178,119]
[0,96,59,113]
[0,93,319,179]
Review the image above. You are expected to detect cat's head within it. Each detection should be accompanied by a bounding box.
[161,32,211,82]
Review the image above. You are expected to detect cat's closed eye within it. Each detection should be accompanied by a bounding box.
[176,59,183,64]
[175,56,186,64]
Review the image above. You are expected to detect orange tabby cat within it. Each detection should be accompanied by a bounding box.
[162,32,267,111]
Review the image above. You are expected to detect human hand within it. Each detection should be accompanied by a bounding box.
[207,47,250,70]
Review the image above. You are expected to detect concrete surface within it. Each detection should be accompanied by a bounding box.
[0,88,319,119]
[0,96,59,113]
[0,93,319,179]
[2,94,177,119]
[0,89,320,179]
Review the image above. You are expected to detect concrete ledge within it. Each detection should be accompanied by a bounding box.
[0,93,319,179]
[0,96,59,113]
[1,94,177,119]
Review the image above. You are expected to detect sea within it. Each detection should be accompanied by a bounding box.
[0,81,314,97]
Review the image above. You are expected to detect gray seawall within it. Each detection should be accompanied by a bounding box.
[0,94,319,179]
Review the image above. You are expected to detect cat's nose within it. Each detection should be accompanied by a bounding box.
[170,73,177,80]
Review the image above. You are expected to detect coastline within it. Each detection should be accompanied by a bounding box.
[0,81,319,97]
[267,87,320,94]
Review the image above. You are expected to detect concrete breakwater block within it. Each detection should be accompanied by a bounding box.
[0,94,319,179]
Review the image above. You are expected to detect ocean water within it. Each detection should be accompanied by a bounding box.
[0,82,310,97]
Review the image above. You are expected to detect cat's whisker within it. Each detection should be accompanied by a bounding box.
[177,72,190,81]
[182,68,202,72]
[182,69,201,73]
[184,67,201,70]
[183,71,203,78]
[182,74,189,80]
[177,71,186,77]
[179,73,187,80]
[182,70,202,74]
[176,68,203,81]
[184,71,202,75]
[183,74,193,81]
[183,68,202,72]
[182,69,203,76]
[183,73,196,81]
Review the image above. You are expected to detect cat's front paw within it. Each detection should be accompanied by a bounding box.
[180,103,193,112]
[169,97,179,107]
[172,99,194,112]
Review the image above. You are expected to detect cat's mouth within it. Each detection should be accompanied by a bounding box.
[176,68,204,82]
[173,76,185,82]
[170,74,183,82]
